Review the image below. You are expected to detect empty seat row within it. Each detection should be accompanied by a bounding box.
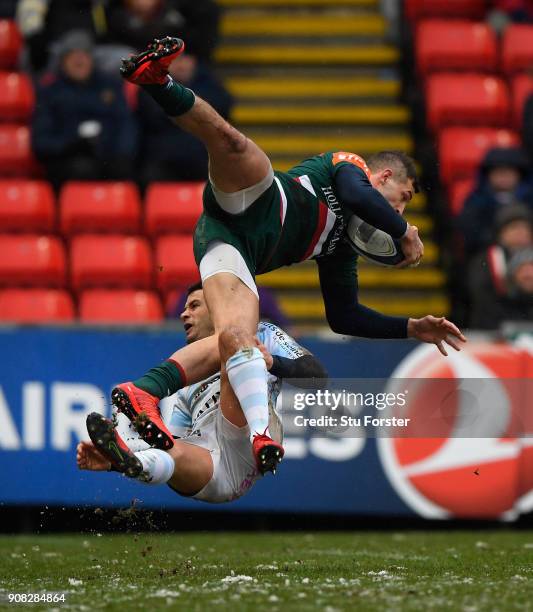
[0,288,164,322]
[0,72,33,122]
[0,180,205,234]
[425,72,533,131]
[0,234,200,291]
[416,22,533,76]
[0,125,39,176]
[0,20,21,70]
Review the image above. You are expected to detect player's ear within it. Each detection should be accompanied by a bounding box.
[381,168,393,182]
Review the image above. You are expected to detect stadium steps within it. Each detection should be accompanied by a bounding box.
[246,130,413,157]
[217,0,446,328]
[218,0,378,8]
[221,12,386,37]
[216,45,399,65]
[224,75,401,99]
[259,258,445,289]
[277,292,450,324]
[232,105,410,126]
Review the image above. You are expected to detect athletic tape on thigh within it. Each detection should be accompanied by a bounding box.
[209,166,274,215]
[199,240,259,298]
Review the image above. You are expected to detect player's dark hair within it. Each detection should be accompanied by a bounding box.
[367,150,420,193]
[186,281,203,295]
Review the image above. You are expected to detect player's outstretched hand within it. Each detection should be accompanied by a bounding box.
[407,315,467,356]
[76,441,111,471]
[398,225,424,268]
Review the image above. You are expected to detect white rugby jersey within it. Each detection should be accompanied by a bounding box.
[160,322,305,439]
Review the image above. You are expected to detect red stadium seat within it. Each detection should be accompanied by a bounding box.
[0,180,55,232]
[155,235,199,292]
[426,74,510,132]
[79,289,163,323]
[70,234,153,290]
[60,182,141,235]
[0,21,22,70]
[405,0,486,21]
[511,73,533,128]
[0,72,34,122]
[0,125,39,176]
[438,127,520,185]
[145,182,205,236]
[416,21,497,75]
[448,178,475,216]
[0,288,74,322]
[0,234,66,287]
[502,24,533,75]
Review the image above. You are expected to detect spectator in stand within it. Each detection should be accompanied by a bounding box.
[507,247,533,313]
[458,147,533,257]
[105,0,220,62]
[136,52,233,186]
[16,0,108,73]
[31,30,138,190]
[0,1,17,18]
[487,0,533,33]
[467,204,533,328]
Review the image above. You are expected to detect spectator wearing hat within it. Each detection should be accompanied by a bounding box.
[488,0,533,35]
[459,147,533,257]
[467,204,533,328]
[31,30,138,190]
[16,0,108,73]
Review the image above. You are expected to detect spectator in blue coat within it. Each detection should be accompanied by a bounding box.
[31,30,138,190]
[458,147,533,257]
[136,52,232,187]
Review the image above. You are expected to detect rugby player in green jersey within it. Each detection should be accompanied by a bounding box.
[111,37,466,474]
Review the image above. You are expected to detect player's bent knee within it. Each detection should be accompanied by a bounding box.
[218,326,254,362]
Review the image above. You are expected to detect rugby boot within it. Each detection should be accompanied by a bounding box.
[252,430,284,475]
[86,412,143,478]
[111,383,174,450]
[120,36,185,85]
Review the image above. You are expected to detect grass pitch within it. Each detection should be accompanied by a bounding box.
[1,531,532,611]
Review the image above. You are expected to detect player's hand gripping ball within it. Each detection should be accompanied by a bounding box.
[345,214,406,266]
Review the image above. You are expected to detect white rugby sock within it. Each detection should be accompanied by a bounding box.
[226,347,269,442]
[134,448,175,485]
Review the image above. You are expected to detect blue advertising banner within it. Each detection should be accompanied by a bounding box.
[0,326,414,514]
[1,326,531,519]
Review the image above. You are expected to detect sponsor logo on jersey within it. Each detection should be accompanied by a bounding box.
[320,186,345,256]
[192,375,220,402]
[332,152,371,178]
[377,341,533,519]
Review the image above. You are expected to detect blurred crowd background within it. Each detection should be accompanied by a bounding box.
[0,0,532,333]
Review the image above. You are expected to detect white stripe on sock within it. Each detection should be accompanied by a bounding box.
[135,448,175,485]
[226,347,269,441]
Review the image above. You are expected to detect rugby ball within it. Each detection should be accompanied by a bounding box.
[345,214,405,267]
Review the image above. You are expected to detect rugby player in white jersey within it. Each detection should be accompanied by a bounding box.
[77,283,326,503]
